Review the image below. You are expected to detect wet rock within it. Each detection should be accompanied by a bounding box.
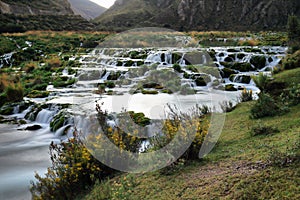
[250,56,267,69]
[231,62,253,72]
[225,84,238,91]
[220,68,236,78]
[24,124,42,131]
[0,106,14,115]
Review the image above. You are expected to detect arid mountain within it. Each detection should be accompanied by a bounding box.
[0,0,94,32]
[69,0,107,20]
[94,0,300,31]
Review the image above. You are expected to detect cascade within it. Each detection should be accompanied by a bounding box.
[55,125,71,137]
[36,109,55,124]
[101,71,111,81]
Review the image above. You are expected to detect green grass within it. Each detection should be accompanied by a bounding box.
[273,67,300,86]
[82,102,300,200]
[83,68,300,200]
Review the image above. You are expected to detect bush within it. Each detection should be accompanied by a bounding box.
[106,81,116,89]
[252,73,271,93]
[280,83,300,106]
[250,122,279,136]
[4,84,24,103]
[250,93,288,119]
[30,134,114,200]
[282,50,300,70]
[239,88,253,102]
[149,104,209,163]
[27,90,50,98]
[173,63,183,73]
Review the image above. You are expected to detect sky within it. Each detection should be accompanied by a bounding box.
[89,0,116,8]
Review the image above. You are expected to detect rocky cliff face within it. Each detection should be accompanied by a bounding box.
[0,0,94,32]
[94,0,300,31]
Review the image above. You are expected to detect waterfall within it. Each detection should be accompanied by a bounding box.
[101,71,111,81]
[165,52,172,64]
[55,125,71,137]
[179,53,186,65]
[13,105,20,114]
[145,53,162,63]
[202,54,207,64]
[36,109,55,124]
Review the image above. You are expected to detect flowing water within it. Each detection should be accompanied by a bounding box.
[0,45,287,199]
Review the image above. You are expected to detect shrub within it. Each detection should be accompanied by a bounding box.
[173,63,183,73]
[27,90,50,98]
[252,73,271,93]
[106,81,116,89]
[280,83,300,106]
[250,93,288,119]
[239,88,253,102]
[282,50,300,70]
[4,83,24,103]
[250,122,279,136]
[287,15,300,52]
[149,104,209,163]
[48,57,62,70]
[23,62,37,73]
[30,134,114,200]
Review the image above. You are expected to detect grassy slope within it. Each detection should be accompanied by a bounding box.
[83,68,300,200]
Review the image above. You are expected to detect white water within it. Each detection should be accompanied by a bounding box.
[0,124,54,200]
[0,45,287,199]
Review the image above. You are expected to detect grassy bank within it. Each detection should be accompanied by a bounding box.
[83,69,300,200]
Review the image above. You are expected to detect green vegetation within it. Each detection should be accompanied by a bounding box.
[0,31,109,109]
[80,52,300,199]
[0,29,296,199]
[287,15,300,53]
[83,99,300,199]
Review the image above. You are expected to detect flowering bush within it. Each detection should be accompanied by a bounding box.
[30,133,114,200]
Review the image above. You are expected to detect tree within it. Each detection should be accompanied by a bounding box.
[287,15,300,52]
[288,15,300,41]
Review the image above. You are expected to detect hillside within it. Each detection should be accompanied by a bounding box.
[69,0,107,20]
[83,67,300,199]
[0,0,94,32]
[94,0,300,31]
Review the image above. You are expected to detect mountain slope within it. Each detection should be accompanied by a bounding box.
[0,0,94,32]
[69,0,107,20]
[0,0,74,15]
[94,0,300,31]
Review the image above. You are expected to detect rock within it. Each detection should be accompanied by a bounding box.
[24,124,42,131]
[225,84,238,91]
[231,62,253,72]
[250,56,267,69]
[220,68,236,78]
[0,106,14,115]
[195,77,207,86]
